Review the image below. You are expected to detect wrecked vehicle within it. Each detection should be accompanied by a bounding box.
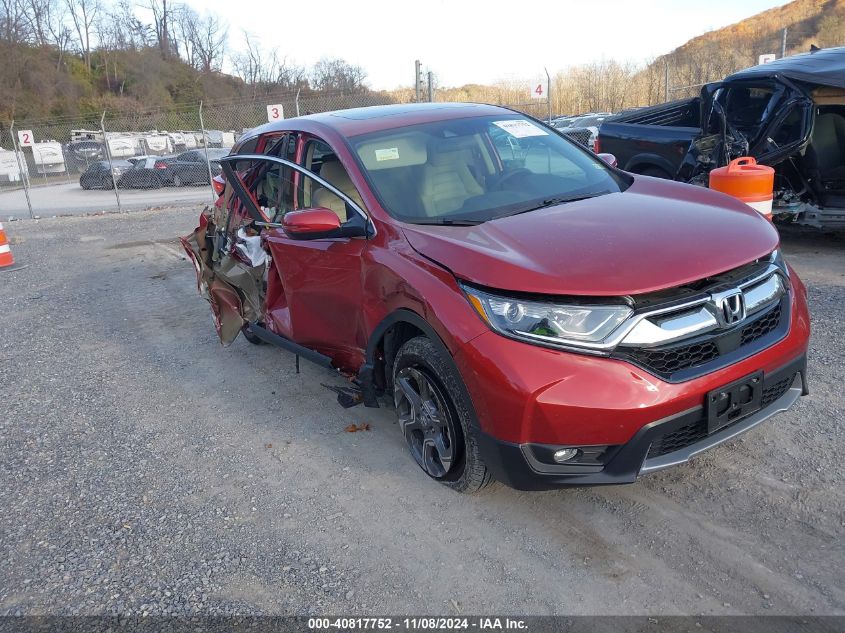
[597,46,845,229]
[182,103,810,492]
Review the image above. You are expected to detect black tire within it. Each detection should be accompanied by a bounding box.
[638,166,672,179]
[104,178,114,190]
[80,180,90,190]
[392,336,493,493]
[241,324,264,345]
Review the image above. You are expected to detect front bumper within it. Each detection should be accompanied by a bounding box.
[477,354,807,490]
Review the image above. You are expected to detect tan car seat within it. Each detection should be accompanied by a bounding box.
[312,161,366,223]
[419,141,484,216]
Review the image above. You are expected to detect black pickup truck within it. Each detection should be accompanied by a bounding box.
[597,47,845,230]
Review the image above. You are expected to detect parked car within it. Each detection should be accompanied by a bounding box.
[182,103,810,492]
[79,160,133,189]
[117,156,175,188]
[167,149,229,186]
[597,46,845,229]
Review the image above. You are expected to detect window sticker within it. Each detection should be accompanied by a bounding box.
[375,147,400,161]
[492,120,549,138]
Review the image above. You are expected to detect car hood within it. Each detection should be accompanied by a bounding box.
[401,176,779,296]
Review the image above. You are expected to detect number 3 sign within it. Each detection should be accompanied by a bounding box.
[266,104,284,122]
[17,130,34,147]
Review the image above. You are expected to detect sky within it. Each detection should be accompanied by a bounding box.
[184,0,790,90]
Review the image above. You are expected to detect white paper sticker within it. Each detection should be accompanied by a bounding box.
[492,120,548,138]
[375,147,400,162]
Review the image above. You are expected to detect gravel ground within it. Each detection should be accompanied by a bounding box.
[0,208,843,616]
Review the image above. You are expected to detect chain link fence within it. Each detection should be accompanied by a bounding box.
[1,89,581,222]
[0,90,396,222]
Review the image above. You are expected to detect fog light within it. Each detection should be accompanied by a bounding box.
[553,448,580,463]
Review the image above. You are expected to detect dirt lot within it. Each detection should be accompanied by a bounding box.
[0,208,843,616]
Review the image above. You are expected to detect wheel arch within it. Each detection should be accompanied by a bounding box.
[624,154,678,178]
[361,308,454,406]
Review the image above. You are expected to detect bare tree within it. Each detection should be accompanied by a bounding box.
[1,0,31,43]
[174,5,226,72]
[231,31,308,97]
[146,0,174,58]
[310,57,366,93]
[64,0,98,71]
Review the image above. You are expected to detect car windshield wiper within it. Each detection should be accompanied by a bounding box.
[411,218,485,226]
[500,192,611,219]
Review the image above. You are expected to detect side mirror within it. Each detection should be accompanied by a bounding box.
[281,208,343,240]
[597,153,618,168]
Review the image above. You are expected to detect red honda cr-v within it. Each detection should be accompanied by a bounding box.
[182,103,810,492]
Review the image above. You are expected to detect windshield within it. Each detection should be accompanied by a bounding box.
[350,114,627,224]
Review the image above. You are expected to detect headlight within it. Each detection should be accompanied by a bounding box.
[462,284,632,350]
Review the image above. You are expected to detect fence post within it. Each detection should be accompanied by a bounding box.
[199,101,216,202]
[99,111,123,213]
[9,121,35,220]
[295,88,301,117]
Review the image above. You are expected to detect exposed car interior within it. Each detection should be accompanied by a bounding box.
[353,116,625,223]
[808,107,845,194]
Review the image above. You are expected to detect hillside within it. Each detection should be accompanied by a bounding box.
[650,0,845,101]
[1,0,843,124]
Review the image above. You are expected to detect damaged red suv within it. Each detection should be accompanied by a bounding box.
[182,103,810,492]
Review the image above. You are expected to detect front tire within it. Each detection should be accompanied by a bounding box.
[392,336,492,493]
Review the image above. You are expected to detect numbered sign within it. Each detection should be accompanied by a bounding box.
[17,130,34,147]
[530,82,545,99]
[266,104,284,122]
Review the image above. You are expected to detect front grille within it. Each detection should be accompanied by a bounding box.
[616,300,785,381]
[627,341,720,376]
[741,305,781,345]
[761,374,794,407]
[647,421,708,458]
[561,128,593,147]
[646,372,796,459]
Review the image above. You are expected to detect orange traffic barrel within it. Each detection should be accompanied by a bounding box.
[709,157,775,220]
[0,222,26,272]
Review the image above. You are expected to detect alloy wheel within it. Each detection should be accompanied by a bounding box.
[394,366,456,478]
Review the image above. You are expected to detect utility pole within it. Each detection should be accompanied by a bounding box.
[781,27,788,58]
[664,60,670,102]
[427,71,434,102]
[414,60,422,103]
[544,67,551,123]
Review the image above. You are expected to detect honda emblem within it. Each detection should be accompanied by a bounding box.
[711,289,746,328]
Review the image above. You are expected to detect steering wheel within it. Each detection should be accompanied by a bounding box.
[492,168,532,190]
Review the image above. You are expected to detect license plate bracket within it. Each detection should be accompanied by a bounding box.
[706,370,764,434]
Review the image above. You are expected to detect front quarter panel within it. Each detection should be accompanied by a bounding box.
[360,221,488,359]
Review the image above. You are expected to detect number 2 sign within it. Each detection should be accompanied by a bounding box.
[266,104,284,122]
[17,130,34,147]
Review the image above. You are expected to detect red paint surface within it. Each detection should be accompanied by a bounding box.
[199,104,810,451]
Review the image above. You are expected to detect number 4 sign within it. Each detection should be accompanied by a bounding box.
[266,104,284,122]
[532,83,545,98]
[17,130,34,147]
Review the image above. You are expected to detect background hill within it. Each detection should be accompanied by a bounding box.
[1,0,843,124]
